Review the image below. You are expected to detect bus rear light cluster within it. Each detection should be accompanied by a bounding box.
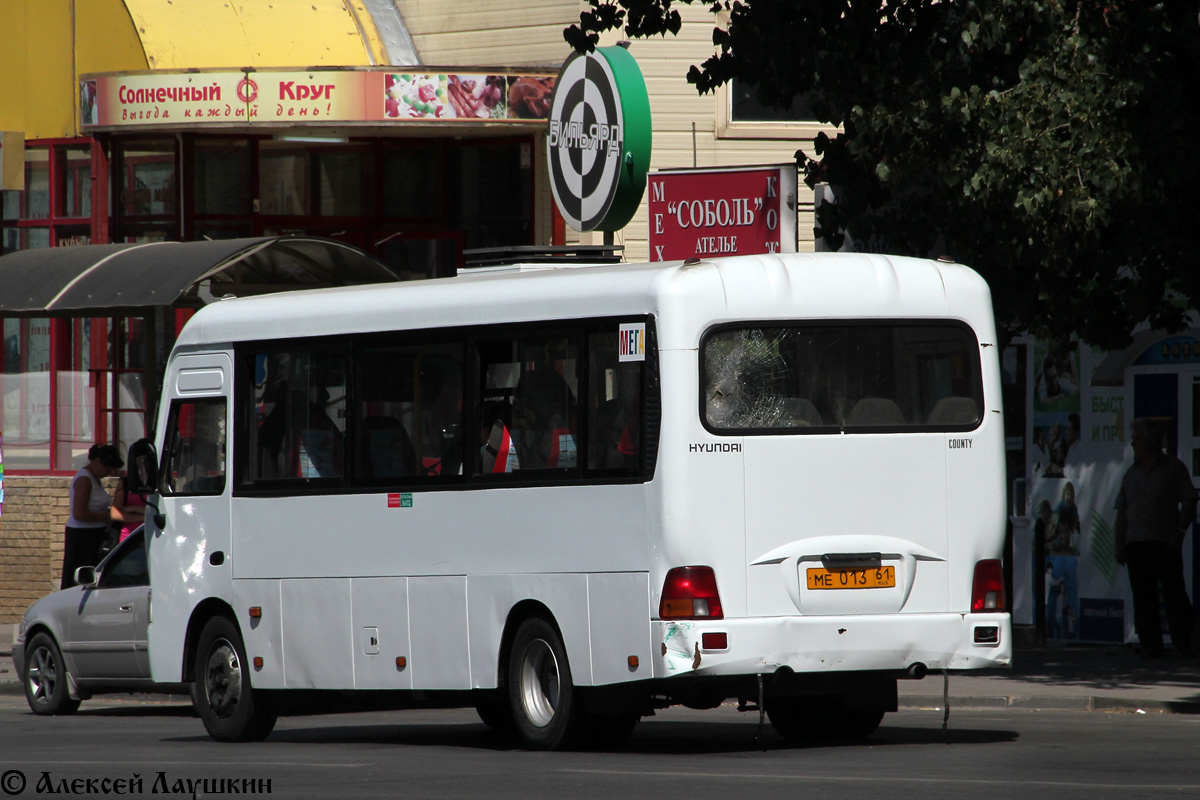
[660,566,724,620]
[971,560,1005,612]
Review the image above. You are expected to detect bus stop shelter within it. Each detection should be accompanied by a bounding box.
[0,236,400,460]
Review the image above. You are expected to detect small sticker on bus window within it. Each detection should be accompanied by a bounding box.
[619,323,646,362]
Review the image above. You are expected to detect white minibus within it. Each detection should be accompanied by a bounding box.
[126,252,1011,748]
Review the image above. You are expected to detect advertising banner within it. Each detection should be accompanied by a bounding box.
[80,69,556,131]
[647,165,797,261]
[1022,337,1200,645]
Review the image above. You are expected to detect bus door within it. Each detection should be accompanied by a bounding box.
[146,353,233,683]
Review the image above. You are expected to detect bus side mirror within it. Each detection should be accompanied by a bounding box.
[126,438,159,494]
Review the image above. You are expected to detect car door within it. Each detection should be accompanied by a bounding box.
[66,530,150,681]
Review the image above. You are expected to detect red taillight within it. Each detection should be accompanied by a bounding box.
[971,560,1005,612]
[660,566,724,620]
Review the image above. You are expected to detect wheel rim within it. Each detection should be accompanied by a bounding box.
[27,645,58,706]
[204,637,243,720]
[518,638,560,728]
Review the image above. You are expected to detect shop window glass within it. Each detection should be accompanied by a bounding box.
[382,146,438,219]
[316,147,370,217]
[376,235,460,281]
[116,139,176,216]
[0,318,52,470]
[452,141,532,249]
[259,145,308,216]
[117,226,172,244]
[24,152,50,219]
[55,319,96,471]
[194,221,253,240]
[111,317,147,457]
[194,139,251,214]
[57,147,92,218]
[1,228,21,255]
[2,190,19,219]
[55,225,91,247]
[4,228,52,250]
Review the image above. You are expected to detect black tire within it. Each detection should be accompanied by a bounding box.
[507,616,579,750]
[766,696,885,743]
[192,616,277,742]
[474,689,514,733]
[24,632,81,716]
[574,710,639,750]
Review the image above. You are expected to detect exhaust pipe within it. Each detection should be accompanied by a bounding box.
[905,662,928,679]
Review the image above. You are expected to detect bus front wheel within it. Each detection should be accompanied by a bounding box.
[192,616,277,742]
[507,617,578,750]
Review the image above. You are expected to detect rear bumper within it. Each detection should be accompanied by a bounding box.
[652,612,1011,679]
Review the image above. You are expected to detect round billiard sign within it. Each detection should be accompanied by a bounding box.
[547,46,651,232]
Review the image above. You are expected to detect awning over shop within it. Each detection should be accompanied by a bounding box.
[0,236,400,317]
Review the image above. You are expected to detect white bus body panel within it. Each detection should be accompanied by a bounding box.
[146,353,233,683]
[349,577,411,690]
[148,253,1010,691]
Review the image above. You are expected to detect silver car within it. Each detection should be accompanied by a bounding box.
[11,527,179,714]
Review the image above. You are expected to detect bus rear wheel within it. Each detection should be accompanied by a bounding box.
[192,616,277,742]
[766,696,885,743]
[507,617,579,750]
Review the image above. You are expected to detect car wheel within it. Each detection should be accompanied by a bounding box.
[24,632,81,716]
[507,616,579,750]
[192,616,277,742]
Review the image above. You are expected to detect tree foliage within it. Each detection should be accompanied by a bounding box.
[567,1,1200,348]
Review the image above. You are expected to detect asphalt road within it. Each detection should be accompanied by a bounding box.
[1,696,1199,799]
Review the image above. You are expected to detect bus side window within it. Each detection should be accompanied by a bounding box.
[476,335,578,474]
[357,342,463,480]
[251,351,346,481]
[588,330,642,471]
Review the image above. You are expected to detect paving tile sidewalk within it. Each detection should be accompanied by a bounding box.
[899,644,1200,714]
[4,622,1199,712]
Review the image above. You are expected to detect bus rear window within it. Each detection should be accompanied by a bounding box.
[702,323,983,433]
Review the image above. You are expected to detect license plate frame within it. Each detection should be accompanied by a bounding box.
[806,565,896,590]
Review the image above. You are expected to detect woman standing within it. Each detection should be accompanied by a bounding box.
[112,473,146,542]
[62,444,125,589]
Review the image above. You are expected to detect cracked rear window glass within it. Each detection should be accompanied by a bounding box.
[702,323,982,432]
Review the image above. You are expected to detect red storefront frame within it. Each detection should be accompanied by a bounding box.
[2,131,540,473]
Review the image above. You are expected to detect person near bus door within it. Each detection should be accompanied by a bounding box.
[61,444,125,589]
[1114,418,1198,658]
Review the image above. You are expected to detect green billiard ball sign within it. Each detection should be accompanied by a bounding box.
[547,46,652,233]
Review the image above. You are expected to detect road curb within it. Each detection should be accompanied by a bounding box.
[900,694,1200,714]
